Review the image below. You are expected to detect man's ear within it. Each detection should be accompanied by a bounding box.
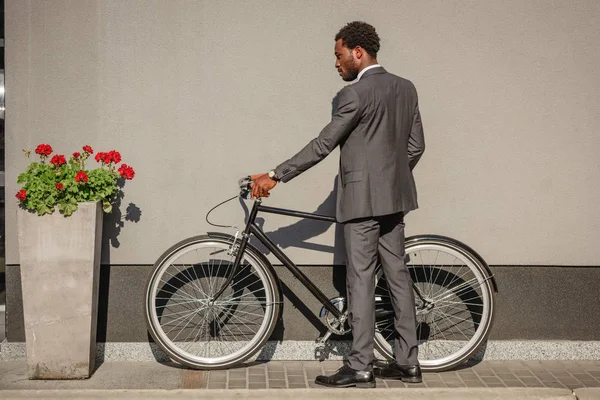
[353,46,364,60]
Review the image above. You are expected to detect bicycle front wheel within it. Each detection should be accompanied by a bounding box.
[145,235,280,369]
[373,235,495,371]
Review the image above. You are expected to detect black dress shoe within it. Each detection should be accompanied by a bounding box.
[374,362,422,383]
[315,365,376,388]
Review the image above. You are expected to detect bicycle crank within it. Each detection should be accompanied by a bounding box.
[318,297,351,338]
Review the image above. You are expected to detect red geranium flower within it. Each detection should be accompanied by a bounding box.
[75,171,89,183]
[55,183,64,191]
[50,154,67,167]
[83,145,94,154]
[95,152,105,163]
[35,144,53,157]
[118,164,135,180]
[15,189,27,201]
[108,150,121,164]
[73,152,81,159]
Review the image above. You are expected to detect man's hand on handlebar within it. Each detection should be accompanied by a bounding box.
[250,173,277,199]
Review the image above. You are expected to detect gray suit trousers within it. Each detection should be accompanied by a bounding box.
[344,212,419,371]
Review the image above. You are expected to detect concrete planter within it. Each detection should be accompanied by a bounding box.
[17,201,103,379]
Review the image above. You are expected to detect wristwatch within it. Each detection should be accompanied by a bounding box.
[268,169,280,182]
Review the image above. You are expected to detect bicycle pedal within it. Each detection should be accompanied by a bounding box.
[315,330,333,345]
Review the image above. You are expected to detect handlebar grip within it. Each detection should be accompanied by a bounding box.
[238,176,252,199]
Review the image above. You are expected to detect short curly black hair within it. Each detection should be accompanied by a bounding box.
[335,21,380,58]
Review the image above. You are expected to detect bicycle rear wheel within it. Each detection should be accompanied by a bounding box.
[373,235,495,371]
[145,235,280,369]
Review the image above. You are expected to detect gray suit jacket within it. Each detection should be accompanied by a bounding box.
[275,67,425,223]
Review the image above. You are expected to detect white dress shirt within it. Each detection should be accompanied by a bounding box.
[353,64,382,83]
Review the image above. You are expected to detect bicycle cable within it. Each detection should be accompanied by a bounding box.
[205,195,239,229]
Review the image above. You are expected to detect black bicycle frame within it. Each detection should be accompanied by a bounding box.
[213,200,343,319]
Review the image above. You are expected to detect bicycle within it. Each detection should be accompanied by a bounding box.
[144,177,497,371]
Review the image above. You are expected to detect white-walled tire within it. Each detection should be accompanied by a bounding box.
[374,235,495,372]
[145,235,280,369]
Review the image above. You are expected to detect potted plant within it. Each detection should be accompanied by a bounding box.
[15,144,135,379]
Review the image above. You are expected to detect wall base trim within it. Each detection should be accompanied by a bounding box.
[2,340,600,362]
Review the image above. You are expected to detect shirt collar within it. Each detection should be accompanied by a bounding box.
[353,64,382,83]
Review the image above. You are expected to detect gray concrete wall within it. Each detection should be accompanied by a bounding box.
[6,264,600,342]
[5,0,600,267]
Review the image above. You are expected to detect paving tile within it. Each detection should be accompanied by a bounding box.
[248,374,266,383]
[228,370,246,379]
[248,367,266,375]
[512,369,535,377]
[320,361,343,368]
[284,362,304,368]
[446,382,467,388]
[495,373,518,380]
[267,371,285,380]
[535,373,556,380]
[305,367,324,376]
[267,362,285,371]
[425,381,447,388]
[289,383,308,388]
[457,371,478,379]
[577,380,600,387]
[551,370,576,377]
[439,371,459,378]
[474,369,496,377]
[486,383,507,388]
[385,380,406,388]
[248,383,267,389]
[491,368,512,374]
[441,380,464,386]
[569,383,587,389]
[526,362,547,371]
[581,365,600,372]
[285,369,305,376]
[461,380,486,387]
[461,377,484,383]
[541,381,567,388]
[480,378,502,385]
[503,380,526,387]
[555,375,582,382]
[539,378,565,385]
[503,361,526,367]
[544,362,567,371]
[268,379,287,388]
[287,375,306,385]
[207,382,227,389]
[573,373,596,380]
[208,374,227,382]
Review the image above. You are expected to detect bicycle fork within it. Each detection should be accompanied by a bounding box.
[211,200,261,301]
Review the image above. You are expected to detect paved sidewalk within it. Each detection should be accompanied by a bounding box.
[1,360,600,399]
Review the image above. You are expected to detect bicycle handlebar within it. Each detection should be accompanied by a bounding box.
[238,176,252,199]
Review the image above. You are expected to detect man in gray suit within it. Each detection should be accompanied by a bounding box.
[251,21,425,388]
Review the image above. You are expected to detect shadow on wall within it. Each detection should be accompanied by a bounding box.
[254,91,349,343]
[101,180,142,260]
[96,181,141,344]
